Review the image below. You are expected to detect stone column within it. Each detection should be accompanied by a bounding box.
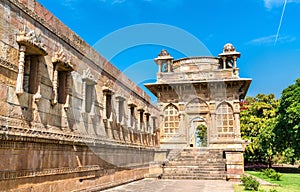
[138,110,144,145]
[103,92,107,120]
[210,112,217,143]
[158,63,162,73]
[222,57,226,69]
[127,106,132,128]
[52,66,58,105]
[64,72,71,111]
[90,86,95,117]
[116,98,123,124]
[81,81,87,113]
[16,45,26,95]
[233,56,237,68]
[234,113,241,139]
[167,60,172,72]
[34,57,42,102]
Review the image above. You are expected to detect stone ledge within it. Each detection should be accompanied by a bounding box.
[0,165,101,180]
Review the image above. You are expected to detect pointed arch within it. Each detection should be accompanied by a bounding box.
[216,101,233,111]
[216,102,234,133]
[163,103,179,134]
[185,97,209,114]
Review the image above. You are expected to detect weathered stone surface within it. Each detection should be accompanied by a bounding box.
[145,46,251,179]
[0,0,160,191]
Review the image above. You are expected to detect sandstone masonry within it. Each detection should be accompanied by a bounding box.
[0,0,160,191]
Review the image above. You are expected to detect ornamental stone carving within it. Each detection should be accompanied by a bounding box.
[16,27,47,95]
[52,48,74,71]
[81,68,97,117]
[16,27,47,56]
[51,48,74,110]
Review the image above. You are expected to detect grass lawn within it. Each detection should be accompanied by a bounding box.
[234,184,279,192]
[234,170,300,192]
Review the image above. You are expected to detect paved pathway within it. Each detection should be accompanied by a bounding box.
[102,178,238,192]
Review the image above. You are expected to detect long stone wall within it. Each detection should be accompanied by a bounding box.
[0,0,161,191]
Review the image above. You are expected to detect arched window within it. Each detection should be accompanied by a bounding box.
[163,104,179,134]
[216,103,234,132]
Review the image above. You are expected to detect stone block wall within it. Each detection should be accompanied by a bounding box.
[0,0,161,191]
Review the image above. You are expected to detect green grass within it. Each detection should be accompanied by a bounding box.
[234,184,279,192]
[234,170,300,192]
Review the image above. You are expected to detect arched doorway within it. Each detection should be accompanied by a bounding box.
[189,117,207,148]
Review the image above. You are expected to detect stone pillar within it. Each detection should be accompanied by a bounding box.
[225,151,244,181]
[103,92,108,120]
[222,57,226,69]
[138,110,144,145]
[16,45,26,95]
[116,97,125,124]
[127,106,132,128]
[158,63,162,73]
[90,86,95,117]
[52,66,58,105]
[34,57,42,102]
[81,81,86,113]
[167,60,171,72]
[210,112,217,143]
[234,113,241,139]
[64,72,71,111]
[233,56,237,68]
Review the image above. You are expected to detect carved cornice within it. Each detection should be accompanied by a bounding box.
[137,104,145,112]
[52,48,74,72]
[102,80,114,94]
[82,68,97,84]
[16,27,47,56]
[127,96,136,107]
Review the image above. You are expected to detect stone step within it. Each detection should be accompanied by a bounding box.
[172,158,225,162]
[167,161,225,166]
[161,148,226,180]
[162,172,226,176]
[161,175,226,180]
[163,168,225,173]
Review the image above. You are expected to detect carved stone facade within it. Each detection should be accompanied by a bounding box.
[145,47,251,179]
[0,0,161,191]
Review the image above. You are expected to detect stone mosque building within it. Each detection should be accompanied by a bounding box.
[0,0,251,191]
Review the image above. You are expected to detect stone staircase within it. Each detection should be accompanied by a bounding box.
[161,148,227,180]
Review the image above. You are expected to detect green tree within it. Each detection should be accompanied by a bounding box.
[196,124,207,147]
[240,94,279,166]
[275,78,300,163]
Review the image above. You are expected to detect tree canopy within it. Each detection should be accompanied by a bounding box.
[240,94,279,165]
[274,78,300,162]
[240,78,300,165]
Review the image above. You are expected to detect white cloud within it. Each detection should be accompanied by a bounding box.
[264,0,300,9]
[112,0,126,4]
[248,34,296,45]
[59,0,82,10]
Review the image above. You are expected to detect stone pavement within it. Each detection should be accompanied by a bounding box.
[101,178,238,192]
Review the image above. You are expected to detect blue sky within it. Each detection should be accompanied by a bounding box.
[37,0,300,101]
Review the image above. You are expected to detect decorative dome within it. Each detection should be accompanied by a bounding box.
[223,43,236,53]
[158,49,170,57]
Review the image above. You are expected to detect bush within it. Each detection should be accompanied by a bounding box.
[270,172,282,181]
[241,175,260,191]
[263,168,282,181]
[263,168,276,177]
